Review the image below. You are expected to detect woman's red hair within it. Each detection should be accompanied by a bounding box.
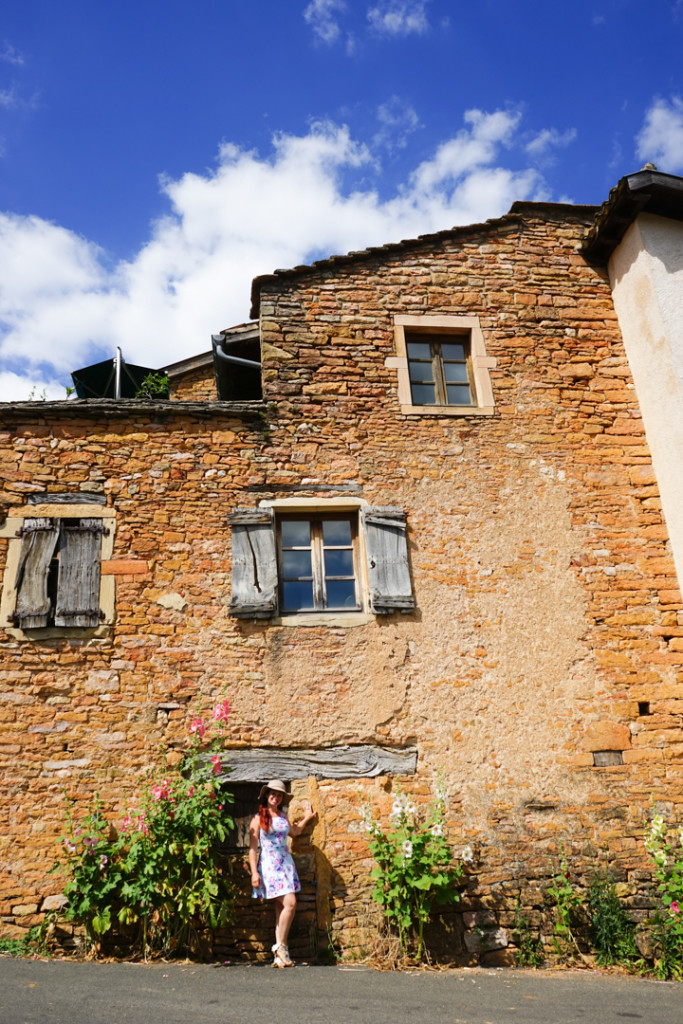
[258,789,287,833]
[258,799,270,834]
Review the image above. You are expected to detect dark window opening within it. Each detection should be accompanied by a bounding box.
[213,334,263,401]
[219,780,292,853]
[638,701,651,716]
[406,332,473,407]
[277,514,360,614]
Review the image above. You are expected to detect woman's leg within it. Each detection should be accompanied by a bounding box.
[273,898,283,945]
[276,893,297,947]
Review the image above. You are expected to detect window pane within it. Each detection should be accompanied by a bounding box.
[322,520,352,545]
[411,383,436,404]
[440,342,466,360]
[281,520,310,547]
[326,580,357,609]
[408,361,434,383]
[324,548,354,576]
[282,549,312,579]
[406,341,431,359]
[443,362,470,383]
[281,580,314,611]
[446,384,472,405]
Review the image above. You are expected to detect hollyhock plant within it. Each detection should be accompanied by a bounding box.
[363,774,463,962]
[53,696,235,958]
[644,811,683,979]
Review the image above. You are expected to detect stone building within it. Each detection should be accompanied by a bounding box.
[1,167,683,961]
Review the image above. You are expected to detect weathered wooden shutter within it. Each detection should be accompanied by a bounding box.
[361,506,415,614]
[54,518,106,627]
[227,508,278,618]
[13,518,60,628]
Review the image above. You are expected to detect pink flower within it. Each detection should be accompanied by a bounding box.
[189,717,206,737]
[213,700,230,722]
[211,754,222,775]
[188,785,195,797]
[153,778,172,801]
[120,815,132,833]
[99,854,108,870]
[671,901,680,915]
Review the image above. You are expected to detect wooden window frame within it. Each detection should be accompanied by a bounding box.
[387,314,496,417]
[228,499,415,625]
[276,512,362,615]
[405,332,474,408]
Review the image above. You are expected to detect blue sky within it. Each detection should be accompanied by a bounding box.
[1,0,682,400]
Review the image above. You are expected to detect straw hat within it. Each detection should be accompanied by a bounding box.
[258,779,292,804]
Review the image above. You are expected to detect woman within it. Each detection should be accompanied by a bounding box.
[249,779,316,967]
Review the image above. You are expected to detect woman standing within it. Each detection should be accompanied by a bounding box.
[249,779,316,967]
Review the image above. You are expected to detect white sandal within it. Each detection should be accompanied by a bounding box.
[272,941,293,967]
[272,942,288,968]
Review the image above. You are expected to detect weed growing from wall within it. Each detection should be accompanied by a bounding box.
[587,869,641,968]
[512,896,544,967]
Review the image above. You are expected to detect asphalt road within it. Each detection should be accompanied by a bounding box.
[0,958,680,1024]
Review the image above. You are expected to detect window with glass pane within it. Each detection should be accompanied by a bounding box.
[407,333,473,406]
[278,515,360,613]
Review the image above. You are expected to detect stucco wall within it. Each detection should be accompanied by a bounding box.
[609,213,683,589]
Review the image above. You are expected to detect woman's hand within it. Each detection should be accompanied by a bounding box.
[302,800,315,823]
[251,872,261,889]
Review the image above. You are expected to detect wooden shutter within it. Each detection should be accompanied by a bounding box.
[13,518,60,628]
[361,507,415,614]
[227,508,278,618]
[54,518,106,627]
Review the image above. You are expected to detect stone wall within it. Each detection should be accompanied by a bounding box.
[0,203,681,962]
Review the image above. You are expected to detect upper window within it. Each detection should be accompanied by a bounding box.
[227,502,415,622]
[0,495,116,635]
[387,314,496,417]
[406,333,473,407]
[278,514,360,613]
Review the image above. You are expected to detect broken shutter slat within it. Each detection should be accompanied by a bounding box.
[54,518,103,627]
[13,518,60,628]
[227,507,277,618]
[361,506,415,614]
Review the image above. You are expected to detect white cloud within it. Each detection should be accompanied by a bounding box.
[0,85,19,109]
[367,0,430,36]
[304,0,348,44]
[0,110,549,399]
[0,372,65,403]
[0,43,24,66]
[374,96,420,150]
[526,127,577,158]
[636,96,683,171]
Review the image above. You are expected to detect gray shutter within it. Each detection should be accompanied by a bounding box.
[227,508,278,618]
[54,518,106,627]
[362,506,415,614]
[13,518,60,628]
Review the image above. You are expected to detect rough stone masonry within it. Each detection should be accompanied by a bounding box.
[0,199,681,962]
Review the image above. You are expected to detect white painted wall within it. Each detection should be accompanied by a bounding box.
[609,213,683,589]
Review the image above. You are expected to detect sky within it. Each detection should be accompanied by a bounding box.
[1,0,682,401]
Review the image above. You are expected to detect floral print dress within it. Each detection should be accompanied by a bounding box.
[253,814,301,900]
